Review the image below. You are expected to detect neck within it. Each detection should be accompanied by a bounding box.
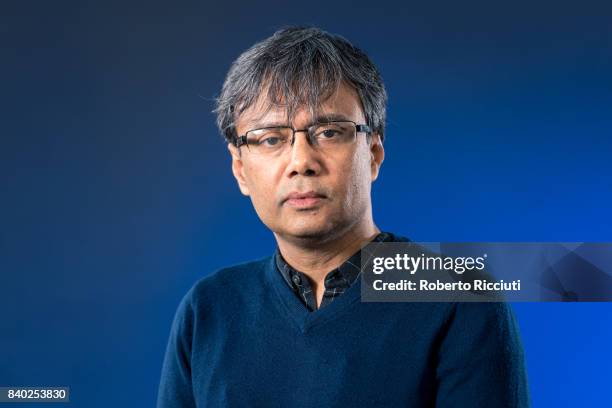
[274,218,380,284]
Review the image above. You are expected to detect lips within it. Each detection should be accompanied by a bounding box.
[283,191,327,209]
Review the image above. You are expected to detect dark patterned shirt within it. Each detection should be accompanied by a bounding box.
[274,231,393,311]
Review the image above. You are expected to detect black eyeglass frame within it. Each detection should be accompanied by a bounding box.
[233,120,372,149]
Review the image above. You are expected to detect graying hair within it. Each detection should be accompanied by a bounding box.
[214,26,387,144]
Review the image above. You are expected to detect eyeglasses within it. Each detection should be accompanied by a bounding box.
[234,120,371,157]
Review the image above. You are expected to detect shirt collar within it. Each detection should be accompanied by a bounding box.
[274,231,393,292]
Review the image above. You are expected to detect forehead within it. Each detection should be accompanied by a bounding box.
[235,82,365,132]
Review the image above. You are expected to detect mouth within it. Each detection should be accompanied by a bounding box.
[283,191,327,209]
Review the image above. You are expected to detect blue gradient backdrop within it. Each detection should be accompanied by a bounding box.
[2,0,611,406]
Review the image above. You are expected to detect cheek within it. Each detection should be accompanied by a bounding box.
[243,162,279,211]
[337,148,372,204]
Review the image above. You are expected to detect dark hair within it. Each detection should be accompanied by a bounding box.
[214,26,387,144]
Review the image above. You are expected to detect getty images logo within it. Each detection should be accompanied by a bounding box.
[372,253,488,275]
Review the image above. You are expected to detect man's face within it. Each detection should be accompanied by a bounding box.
[228,82,384,243]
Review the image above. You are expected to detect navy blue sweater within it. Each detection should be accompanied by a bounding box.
[157,250,530,407]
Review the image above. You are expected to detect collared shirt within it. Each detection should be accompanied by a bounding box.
[274,231,393,311]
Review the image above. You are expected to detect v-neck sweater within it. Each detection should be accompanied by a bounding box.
[157,235,530,407]
[274,231,394,312]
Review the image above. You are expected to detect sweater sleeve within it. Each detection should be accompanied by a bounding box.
[435,302,530,408]
[157,290,197,408]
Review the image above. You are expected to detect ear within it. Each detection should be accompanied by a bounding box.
[227,143,250,196]
[369,133,385,182]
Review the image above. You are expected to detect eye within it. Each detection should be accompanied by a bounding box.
[321,129,340,138]
[247,129,288,148]
[314,125,344,139]
[254,132,289,149]
[260,136,281,146]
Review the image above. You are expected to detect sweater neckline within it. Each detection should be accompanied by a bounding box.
[264,254,362,333]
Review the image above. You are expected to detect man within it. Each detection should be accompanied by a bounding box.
[157,26,530,407]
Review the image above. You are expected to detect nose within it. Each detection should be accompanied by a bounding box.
[286,130,322,177]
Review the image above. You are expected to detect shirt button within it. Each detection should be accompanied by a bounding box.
[292,274,302,285]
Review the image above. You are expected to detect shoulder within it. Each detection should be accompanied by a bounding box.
[440,301,524,353]
[447,301,519,325]
[181,256,273,311]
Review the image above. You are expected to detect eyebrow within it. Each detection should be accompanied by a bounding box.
[249,113,353,130]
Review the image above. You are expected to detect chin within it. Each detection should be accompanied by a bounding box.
[279,219,344,243]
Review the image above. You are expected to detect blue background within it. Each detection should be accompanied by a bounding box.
[2,0,611,406]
